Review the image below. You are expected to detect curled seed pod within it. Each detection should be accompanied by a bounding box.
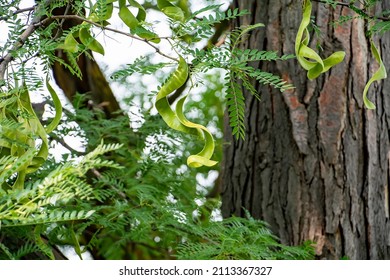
[362,40,387,109]
[295,0,345,80]
[155,57,217,168]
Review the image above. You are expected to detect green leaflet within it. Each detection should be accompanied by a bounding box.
[129,0,146,22]
[161,6,185,22]
[119,0,138,29]
[0,148,37,188]
[363,40,387,109]
[155,57,217,168]
[79,27,105,55]
[89,2,114,22]
[157,0,186,22]
[59,32,79,53]
[295,0,345,80]
[119,0,160,43]
[176,0,191,19]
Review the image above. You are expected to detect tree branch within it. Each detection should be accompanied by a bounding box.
[0,3,44,85]
[312,0,349,8]
[312,0,390,21]
[0,9,179,86]
[0,23,37,84]
[48,15,179,62]
[0,6,35,21]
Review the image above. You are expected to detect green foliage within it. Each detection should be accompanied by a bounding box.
[174,7,249,43]
[370,21,390,35]
[0,88,314,260]
[0,142,119,227]
[226,25,294,139]
[323,0,390,36]
[177,214,314,260]
[111,56,172,79]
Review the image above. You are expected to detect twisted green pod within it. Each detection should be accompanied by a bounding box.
[295,0,345,80]
[155,57,217,168]
[363,40,387,109]
[0,79,62,189]
[297,1,386,109]
[176,95,217,168]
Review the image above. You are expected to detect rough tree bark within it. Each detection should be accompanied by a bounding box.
[221,0,390,259]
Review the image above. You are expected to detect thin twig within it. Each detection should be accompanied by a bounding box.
[52,1,73,40]
[0,3,44,83]
[312,0,390,21]
[312,0,349,8]
[51,134,86,156]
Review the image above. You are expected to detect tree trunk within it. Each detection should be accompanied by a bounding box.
[221,0,390,260]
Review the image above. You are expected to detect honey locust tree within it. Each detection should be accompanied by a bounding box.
[0,0,314,259]
[221,0,390,259]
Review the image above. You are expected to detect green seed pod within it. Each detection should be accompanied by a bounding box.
[295,0,345,80]
[362,40,387,109]
[155,57,217,168]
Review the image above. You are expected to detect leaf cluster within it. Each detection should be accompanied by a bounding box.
[188,23,294,139]
[1,95,314,260]
[177,214,314,260]
[174,7,249,43]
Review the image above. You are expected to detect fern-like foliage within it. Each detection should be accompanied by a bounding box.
[188,23,294,140]
[0,142,120,228]
[225,72,246,139]
[324,1,390,36]
[176,214,314,260]
[226,25,294,139]
[175,7,250,43]
[371,21,390,35]
[110,56,172,81]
